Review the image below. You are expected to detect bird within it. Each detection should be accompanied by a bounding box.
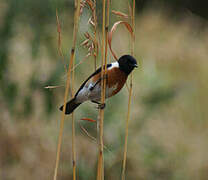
[60,54,138,114]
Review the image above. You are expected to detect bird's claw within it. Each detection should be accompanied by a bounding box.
[97,103,106,110]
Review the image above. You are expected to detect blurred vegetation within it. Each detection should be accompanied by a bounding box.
[1,0,208,179]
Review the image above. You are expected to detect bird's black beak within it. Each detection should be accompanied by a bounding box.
[133,64,138,68]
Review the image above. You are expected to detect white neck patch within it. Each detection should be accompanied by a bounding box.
[108,61,119,70]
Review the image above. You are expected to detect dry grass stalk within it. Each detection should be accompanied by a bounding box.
[78,1,100,165]
[71,1,81,179]
[80,0,98,71]
[121,0,135,180]
[79,119,110,151]
[92,0,98,70]
[108,21,134,60]
[106,4,135,179]
[53,0,80,180]
[79,122,97,142]
[96,0,110,179]
[81,117,96,123]
[44,85,64,89]
[53,49,75,180]
[56,9,67,73]
[112,10,129,19]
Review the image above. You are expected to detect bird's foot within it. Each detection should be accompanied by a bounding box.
[97,103,106,110]
[91,100,106,110]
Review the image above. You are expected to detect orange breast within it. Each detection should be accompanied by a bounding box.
[107,68,127,97]
[91,67,127,98]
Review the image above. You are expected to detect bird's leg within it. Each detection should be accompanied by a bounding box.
[91,100,106,110]
[98,103,106,110]
[91,100,100,105]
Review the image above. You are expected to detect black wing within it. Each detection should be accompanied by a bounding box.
[74,64,112,97]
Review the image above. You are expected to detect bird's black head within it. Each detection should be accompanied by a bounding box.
[118,55,138,75]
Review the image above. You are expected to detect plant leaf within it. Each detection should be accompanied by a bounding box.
[112,10,129,19]
[44,85,63,89]
[86,0,94,11]
[81,117,96,123]
[80,39,89,47]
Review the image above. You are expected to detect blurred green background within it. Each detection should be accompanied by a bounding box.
[1,0,208,179]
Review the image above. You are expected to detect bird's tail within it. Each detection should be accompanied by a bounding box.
[59,98,81,115]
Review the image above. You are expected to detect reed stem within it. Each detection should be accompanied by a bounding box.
[53,50,74,180]
[56,9,67,73]
[121,0,135,180]
[71,0,80,179]
[93,0,98,71]
[96,0,110,179]
[53,0,80,179]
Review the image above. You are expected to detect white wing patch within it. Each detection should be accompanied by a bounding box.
[108,61,119,70]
